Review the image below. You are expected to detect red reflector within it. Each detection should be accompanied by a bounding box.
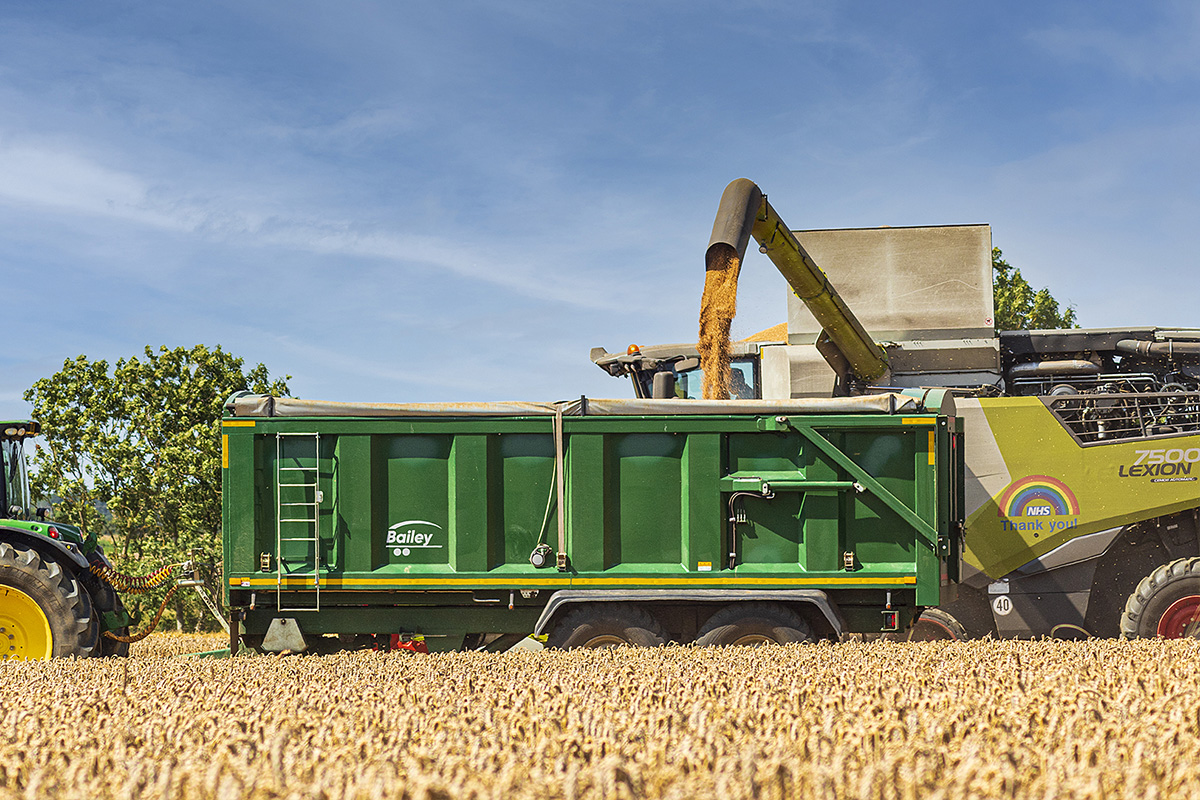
[47,527,60,539]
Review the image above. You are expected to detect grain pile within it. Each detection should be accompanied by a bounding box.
[4,639,1200,800]
[698,244,741,400]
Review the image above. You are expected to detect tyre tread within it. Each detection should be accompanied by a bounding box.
[696,602,814,646]
[546,604,666,649]
[1120,556,1200,639]
[0,541,97,657]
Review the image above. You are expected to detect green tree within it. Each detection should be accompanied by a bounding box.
[992,247,1079,331]
[24,345,289,631]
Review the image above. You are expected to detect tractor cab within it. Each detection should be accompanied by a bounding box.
[0,421,39,520]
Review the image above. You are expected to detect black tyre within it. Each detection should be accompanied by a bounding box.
[546,604,666,649]
[0,542,96,659]
[77,580,101,655]
[100,594,131,657]
[695,603,813,646]
[80,571,130,657]
[1121,557,1200,639]
[904,608,968,641]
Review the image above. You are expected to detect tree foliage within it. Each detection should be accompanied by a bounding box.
[992,247,1079,331]
[24,345,289,631]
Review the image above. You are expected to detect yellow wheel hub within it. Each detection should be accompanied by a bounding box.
[0,585,53,660]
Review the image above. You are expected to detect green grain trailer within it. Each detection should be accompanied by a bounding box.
[221,391,964,652]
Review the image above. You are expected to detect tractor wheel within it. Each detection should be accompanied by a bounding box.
[546,604,666,649]
[100,595,131,657]
[904,608,969,642]
[695,603,813,646]
[1121,557,1200,639]
[0,542,96,659]
[79,571,129,657]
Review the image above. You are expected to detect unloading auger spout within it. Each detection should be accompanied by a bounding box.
[708,178,890,387]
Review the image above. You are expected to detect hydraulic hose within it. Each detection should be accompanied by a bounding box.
[89,561,185,643]
[102,585,179,644]
[89,562,182,594]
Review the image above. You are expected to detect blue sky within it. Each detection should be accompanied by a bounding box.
[2,2,1198,417]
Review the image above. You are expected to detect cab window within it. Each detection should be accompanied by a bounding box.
[675,359,759,400]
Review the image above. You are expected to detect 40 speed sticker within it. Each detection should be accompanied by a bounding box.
[1118,447,1200,481]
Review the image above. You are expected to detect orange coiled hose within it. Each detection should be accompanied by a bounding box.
[102,585,179,643]
[90,561,185,643]
[89,562,182,594]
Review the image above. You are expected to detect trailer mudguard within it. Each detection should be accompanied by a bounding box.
[532,589,847,639]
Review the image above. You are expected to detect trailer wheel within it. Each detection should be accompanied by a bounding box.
[546,604,666,649]
[0,542,96,659]
[904,608,968,641]
[1121,557,1200,639]
[695,603,813,646]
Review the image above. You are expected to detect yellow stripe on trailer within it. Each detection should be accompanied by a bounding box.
[230,575,916,589]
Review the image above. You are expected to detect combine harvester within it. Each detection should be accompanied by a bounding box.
[593,178,1200,640]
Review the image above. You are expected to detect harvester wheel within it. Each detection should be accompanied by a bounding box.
[0,542,96,659]
[904,608,968,641]
[546,604,666,649]
[695,602,813,646]
[1121,557,1200,639]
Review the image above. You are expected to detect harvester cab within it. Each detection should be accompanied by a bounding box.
[592,178,1200,641]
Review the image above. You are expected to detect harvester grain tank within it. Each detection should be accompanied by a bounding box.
[591,178,1200,640]
[221,391,964,651]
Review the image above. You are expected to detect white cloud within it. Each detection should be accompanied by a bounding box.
[0,143,161,224]
[1029,3,1200,80]
[0,140,648,311]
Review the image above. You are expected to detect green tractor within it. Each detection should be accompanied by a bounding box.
[0,420,131,659]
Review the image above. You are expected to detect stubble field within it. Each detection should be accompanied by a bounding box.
[3,636,1200,800]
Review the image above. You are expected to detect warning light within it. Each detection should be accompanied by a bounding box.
[626,344,641,355]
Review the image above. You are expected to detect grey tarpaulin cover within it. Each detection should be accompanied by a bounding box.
[226,392,934,418]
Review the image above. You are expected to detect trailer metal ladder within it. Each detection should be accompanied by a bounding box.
[275,432,322,611]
